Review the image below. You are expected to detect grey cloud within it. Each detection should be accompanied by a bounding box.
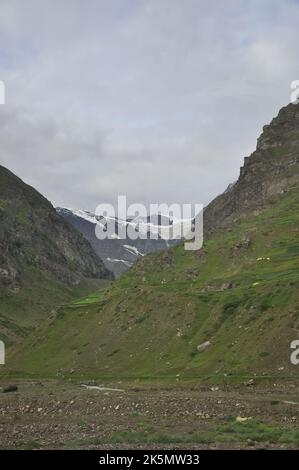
[0,0,299,211]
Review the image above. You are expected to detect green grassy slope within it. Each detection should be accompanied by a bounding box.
[0,269,110,346]
[7,187,299,381]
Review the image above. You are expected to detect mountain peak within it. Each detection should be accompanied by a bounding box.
[256,102,299,152]
[204,102,299,234]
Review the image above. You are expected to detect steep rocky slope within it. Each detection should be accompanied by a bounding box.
[204,103,299,234]
[0,165,113,344]
[7,103,299,381]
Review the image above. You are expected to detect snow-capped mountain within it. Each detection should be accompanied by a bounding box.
[56,208,182,277]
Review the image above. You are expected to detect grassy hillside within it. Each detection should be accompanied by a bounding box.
[7,187,299,382]
[0,270,110,346]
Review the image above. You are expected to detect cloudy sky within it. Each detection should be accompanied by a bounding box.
[0,0,299,211]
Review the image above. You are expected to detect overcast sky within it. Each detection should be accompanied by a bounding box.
[0,0,299,210]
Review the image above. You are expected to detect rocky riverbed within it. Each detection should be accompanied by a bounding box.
[0,380,298,449]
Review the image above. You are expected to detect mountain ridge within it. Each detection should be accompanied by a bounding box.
[56,207,180,277]
[203,102,299,236]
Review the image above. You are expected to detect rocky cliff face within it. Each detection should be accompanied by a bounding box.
[204,102,299,234]
[0,165,113,289]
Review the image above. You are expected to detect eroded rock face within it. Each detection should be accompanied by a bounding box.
[204,102,299,235]
[0,266,19,287]
[0,165,113,289]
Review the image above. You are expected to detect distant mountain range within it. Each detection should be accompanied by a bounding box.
[56,207,181,277]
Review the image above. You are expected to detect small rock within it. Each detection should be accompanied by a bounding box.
[3,385,18,393]
[245,379,254,386]
[236,416,252,423]
[220,282,236,290]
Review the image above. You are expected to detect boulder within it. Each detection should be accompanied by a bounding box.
[197,341,211,353]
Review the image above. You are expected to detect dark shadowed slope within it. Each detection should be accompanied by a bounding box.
[0,165,113,345]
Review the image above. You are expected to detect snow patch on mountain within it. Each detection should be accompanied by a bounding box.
[106,257,132,267]
[123,244,145,257]
[57,207,98,225]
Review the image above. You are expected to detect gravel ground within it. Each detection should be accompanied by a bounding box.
[0,380,298,449]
